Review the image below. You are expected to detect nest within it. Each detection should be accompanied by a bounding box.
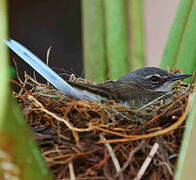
[12,73,193,180]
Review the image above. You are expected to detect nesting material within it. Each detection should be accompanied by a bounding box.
[12,73,193,180]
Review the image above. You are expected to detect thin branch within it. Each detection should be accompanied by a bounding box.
[99,134,121,174]
[115,140,146,178]
[68,161,76,180]
[134,142,159,180]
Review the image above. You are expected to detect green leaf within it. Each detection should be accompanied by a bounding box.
[9,66,15,78]
[0,0,9,123]
[175,83,196,180]
[160,0,196,74]
[160,0,196,178]
[0,97,53,180]
[82,0,145,80]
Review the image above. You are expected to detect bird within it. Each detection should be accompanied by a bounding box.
[69,67,191,107]
[5,40,192,108]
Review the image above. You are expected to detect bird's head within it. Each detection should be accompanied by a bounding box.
[118,67,192,92]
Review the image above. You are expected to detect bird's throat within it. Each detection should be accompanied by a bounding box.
[154,82,173,92]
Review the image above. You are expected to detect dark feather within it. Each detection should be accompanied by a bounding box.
[68,80,166,107]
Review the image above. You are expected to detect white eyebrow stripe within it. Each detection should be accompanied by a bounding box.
[144,73,161,79]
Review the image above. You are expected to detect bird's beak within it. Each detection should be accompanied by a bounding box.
[170,73,192,82]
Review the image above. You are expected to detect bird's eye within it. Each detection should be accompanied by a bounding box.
[150,76,160,83]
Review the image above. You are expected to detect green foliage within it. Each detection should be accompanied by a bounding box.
[175,83,196,180]
[127,0,145,71]
[0,98,53,180]
[161,0,196,74]
[0,0,9,123]
[82,0,107,81]
[9,67,15,78]
[82,0,145,81]
[104,0,129,79]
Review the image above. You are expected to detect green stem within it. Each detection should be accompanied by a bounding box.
[104,0,129,80]
[0,0,9,125]
[127,0,145,71]
[82,0,107,82]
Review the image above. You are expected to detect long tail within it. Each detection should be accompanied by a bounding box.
[5,39,100,101]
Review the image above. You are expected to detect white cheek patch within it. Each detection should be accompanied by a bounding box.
[154,81,173,92]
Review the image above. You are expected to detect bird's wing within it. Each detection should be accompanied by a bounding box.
[5,39,99,101]
[69,80,167,107]
[69,81,115,99]
[69,80,148,100]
